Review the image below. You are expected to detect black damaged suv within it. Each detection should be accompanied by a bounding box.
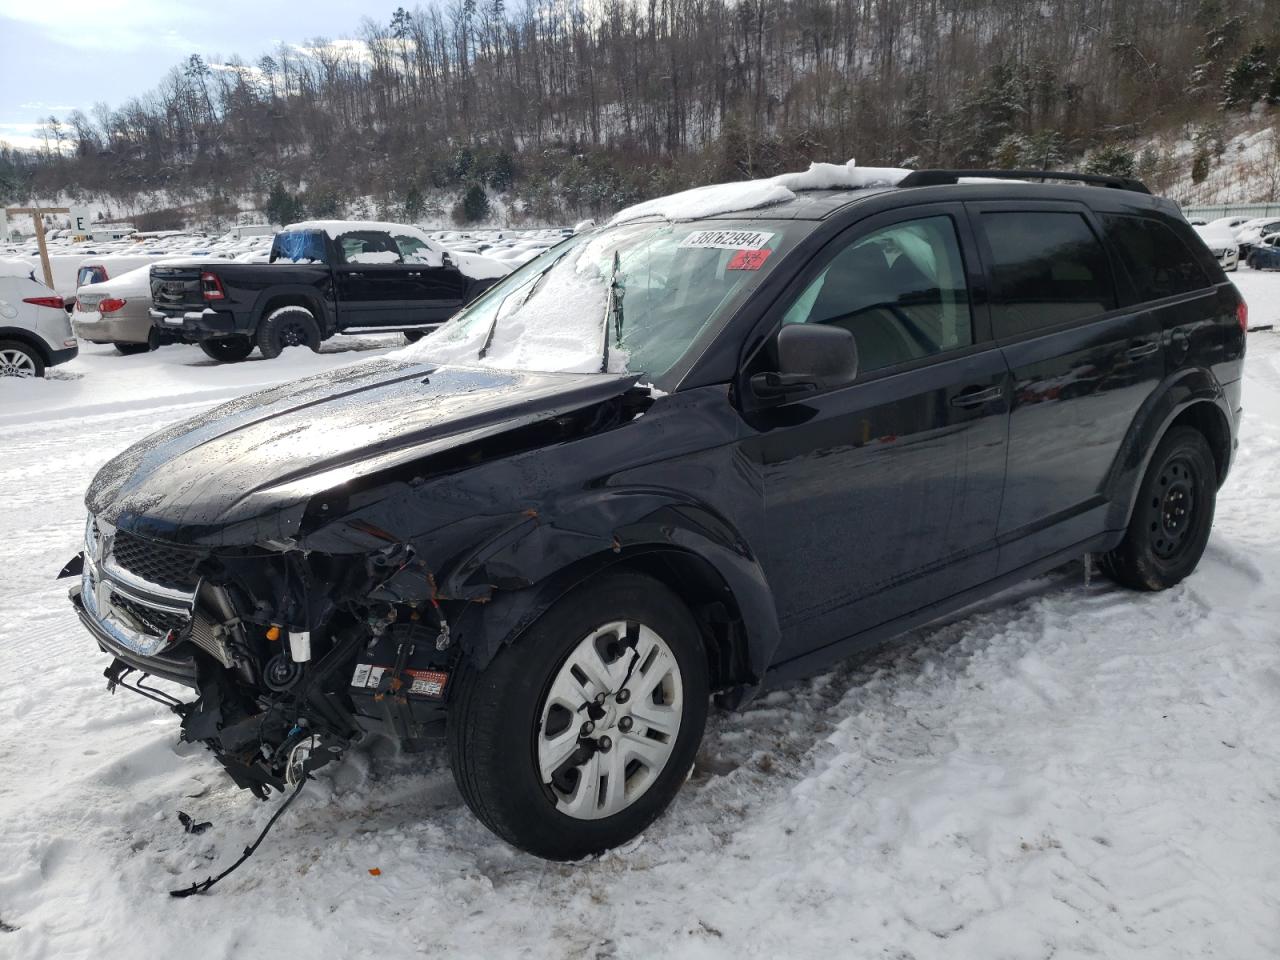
[66,169,1245,860]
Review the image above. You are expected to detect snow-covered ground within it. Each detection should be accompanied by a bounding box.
[2,276,1279,958]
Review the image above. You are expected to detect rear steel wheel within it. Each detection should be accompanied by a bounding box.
[257,307,320,359]
[1100,426,1216,591]
[199,337,254,363]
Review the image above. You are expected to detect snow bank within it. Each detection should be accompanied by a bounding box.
[610,159,911,224]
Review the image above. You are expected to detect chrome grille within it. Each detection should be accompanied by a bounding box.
[113,594,189,637]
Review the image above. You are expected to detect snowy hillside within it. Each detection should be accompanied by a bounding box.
[1,277,1278,958]
[1147,117,1280,207]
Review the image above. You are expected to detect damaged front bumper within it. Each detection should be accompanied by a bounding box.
[63,526,458,800]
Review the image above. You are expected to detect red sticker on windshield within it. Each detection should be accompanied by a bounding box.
[727,248,772,271]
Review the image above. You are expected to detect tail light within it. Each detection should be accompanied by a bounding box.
[201,272,226,301]
[1237,300,1248,333]
[98,297,127,314]
[23,295,65,309]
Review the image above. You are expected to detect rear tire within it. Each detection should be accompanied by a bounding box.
[0,340,44,377]
[256,307,321,360]
[1100,426,1217,591]
[198,337,254,363]
[447,571,709,860]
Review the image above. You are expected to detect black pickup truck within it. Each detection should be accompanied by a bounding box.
[149,221,510,362]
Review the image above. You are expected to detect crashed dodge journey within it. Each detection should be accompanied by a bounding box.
[64,165,1245,862]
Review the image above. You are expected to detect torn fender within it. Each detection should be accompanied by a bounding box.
[439,489,781,684]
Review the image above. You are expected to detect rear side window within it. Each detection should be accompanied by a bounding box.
[1103,215,1211,302]
[270,230,328,264]
[979,211,1116,339]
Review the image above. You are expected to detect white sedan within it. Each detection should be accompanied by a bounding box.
[1194,225,1240,272]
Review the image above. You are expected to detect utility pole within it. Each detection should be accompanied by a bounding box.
[4,206,71,289]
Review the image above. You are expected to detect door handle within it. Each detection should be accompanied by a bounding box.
[1126,340,1160,360]
[346,271,364,278]
[407,271,422,277]
[949,385,1003,408]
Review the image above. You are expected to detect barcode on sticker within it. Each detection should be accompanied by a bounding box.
[678,229,774,251]
[406,669,449,700]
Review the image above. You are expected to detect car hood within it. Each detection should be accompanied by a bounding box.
[86,360,640,546]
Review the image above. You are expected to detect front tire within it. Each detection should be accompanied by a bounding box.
[448,571,709,860]
[257,306,320,360]
[198,336,255,363]
[1100,426,1217,591]
[113,341,149,355]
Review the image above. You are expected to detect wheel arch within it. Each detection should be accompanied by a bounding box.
[443,502,779,703]
[1105,366,1235,531]
[252,288,332,337]
[0,326,52,365]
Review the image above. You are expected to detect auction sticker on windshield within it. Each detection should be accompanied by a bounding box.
[679,229,775,251]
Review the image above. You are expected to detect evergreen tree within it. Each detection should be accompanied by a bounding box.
[1221,41,1272,108]
[460,183,490,223]
[1085,145,1137,178]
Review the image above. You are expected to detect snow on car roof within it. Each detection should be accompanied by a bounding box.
[0,258,37,280]
[609,159,910,225]
[283,220,434,239]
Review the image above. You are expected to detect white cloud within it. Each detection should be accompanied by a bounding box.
[0,121,71,151]
[0,0,198,52]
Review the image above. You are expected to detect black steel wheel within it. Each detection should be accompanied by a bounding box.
[256,307,320,360]
[198,337,255,363]
[1100,426,1217,591]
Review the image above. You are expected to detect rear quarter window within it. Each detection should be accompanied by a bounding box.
[1103,215,1212,303]
[270,231,328,264]
[979,211,1117,339]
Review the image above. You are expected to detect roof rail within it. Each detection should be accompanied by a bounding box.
[897,169,1151,195]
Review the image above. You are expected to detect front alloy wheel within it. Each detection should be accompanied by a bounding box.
[448,571,709,860]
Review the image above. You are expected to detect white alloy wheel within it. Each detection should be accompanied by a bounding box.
[537,620,683,820]
[0,345,38,377]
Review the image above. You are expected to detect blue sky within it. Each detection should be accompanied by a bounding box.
[0,0,410,149]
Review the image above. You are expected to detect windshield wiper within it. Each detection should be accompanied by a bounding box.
[599,250,624,373]
[479,247,571,360]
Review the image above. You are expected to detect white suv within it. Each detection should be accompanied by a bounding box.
[0,260,79,376]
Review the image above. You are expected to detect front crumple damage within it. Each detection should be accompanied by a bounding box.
[73,373,776,798]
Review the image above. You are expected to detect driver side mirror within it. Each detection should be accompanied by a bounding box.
[750,323,859,401]
[441,251,455,269]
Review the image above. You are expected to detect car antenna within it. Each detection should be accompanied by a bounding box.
[599,249,624,373]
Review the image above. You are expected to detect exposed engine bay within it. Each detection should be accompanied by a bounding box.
[66,518,459,798]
